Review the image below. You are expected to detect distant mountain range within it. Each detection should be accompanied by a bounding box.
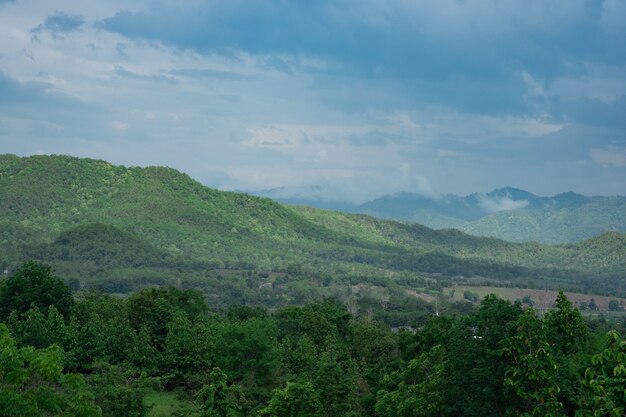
[253,186,626,244]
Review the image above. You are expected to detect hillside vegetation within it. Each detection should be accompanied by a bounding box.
[1,154,625,308]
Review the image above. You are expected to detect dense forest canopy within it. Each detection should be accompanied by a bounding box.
[0,261,625,416]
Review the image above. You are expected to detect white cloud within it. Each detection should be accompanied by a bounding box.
[109,121,128,130]
[478,195,529,213]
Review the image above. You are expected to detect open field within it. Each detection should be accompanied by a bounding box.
[445,285,626,312]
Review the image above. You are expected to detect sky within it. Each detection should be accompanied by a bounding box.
[0,0,625,202]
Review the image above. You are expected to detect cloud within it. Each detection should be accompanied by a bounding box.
[590,146,626,167]
[109,121,128,131]
[0,71,80,108]
[478,195,530,213]
[114,65,179,85]
[170,68,248,80]
[100,1,620,81]
[1,0,626,201]
[0,0,16,5]
[397,163,434,196]
[93,0,626,122]
[32,11,85,35]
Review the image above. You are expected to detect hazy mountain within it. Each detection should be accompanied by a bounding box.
[267,186,625,244]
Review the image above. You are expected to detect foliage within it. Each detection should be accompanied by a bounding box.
[0,323,101,416]
[1,280,625,417]
[1,154,625,309]
[501,308,563,417]
[194,368,242,417]
[576,331,626,417]
[376,344,448,417]
[87,363,148,417]
[258,381,323,417]
[0,261,73,320]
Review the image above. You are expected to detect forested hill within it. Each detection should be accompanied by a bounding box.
[355,188,626,243]
[1,154,625,302]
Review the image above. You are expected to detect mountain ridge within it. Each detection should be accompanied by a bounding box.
[1,154,625,302]
[253,185,626,244]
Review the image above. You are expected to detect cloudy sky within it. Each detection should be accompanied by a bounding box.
[1,0,625,202]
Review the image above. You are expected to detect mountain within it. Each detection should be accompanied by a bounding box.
[1,154,625,304]
[313,188,625,244]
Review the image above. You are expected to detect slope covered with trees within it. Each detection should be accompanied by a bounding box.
[1,154,625,304]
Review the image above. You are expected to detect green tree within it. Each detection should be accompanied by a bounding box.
[545,292,589,414]
[259,381,323,417]
[0,261,73,320]
[443,294,523,417]
[576,330,626,417]
[501,308,563,417]
[7,305,70,350]
[127,287,207,352]
[546,292,588,355]
[0,323,101,417]
[311,349,360,417]
[214,317,281,405]
[376,344,448,417]
[164,311,214,389]
[607,300,621,312]
[70,293,152,371]
[87,363,147,417]
[194,367,242,417]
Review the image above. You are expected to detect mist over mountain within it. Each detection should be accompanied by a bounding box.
[253,186,626,244]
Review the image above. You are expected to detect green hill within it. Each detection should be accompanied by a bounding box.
[1,154,625,304]
[459,200,626,243]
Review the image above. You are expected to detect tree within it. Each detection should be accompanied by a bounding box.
[164,311,214,390]
[7,305,70,350]
[127,287,207,352]
[376,345,448,417]
[0,261,73,320]
[577,330,626,417]
[546,292,588,355]
[194,367,242,417]
[501,308,563,417]
[87,363,147,417]
[608,300,621,312]
[311,349,360,417]
[442,294,523,417]
[259,381,323,417]
[70,293,152,371]
[0,323,101,417]
[544,292,589,414]
[214,317,281,405]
